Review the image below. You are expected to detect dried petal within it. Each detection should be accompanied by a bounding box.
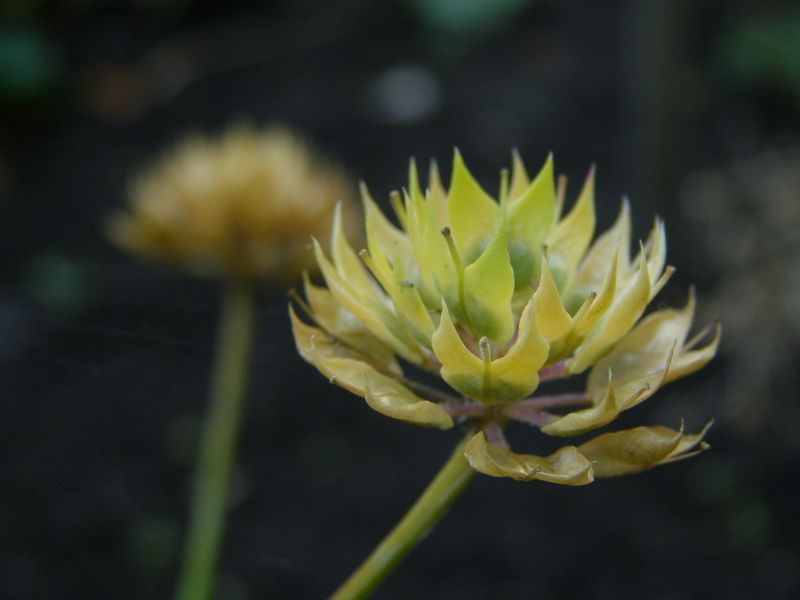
[578,423,709,477]
[464,432,593,485]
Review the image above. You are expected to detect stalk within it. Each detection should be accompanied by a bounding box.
[330,436,476,600]
[176,280,256,600]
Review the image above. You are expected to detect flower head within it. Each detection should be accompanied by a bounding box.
[109,124,354,281]
[291,150,720,485]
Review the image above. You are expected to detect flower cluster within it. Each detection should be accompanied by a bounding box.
[291,151,719,485]
[109,124,354,282]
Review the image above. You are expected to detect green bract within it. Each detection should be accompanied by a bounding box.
[291,150,720,484]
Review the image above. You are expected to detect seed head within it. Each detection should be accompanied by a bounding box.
[109,124,355,281]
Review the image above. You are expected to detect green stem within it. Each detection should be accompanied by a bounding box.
[330,436,476,600]
[176,280,256,600]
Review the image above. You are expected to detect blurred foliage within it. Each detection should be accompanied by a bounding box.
[404,0,536,54]
[0,24,62,102]
[689,458,775,556]
[24,252,89,312]
[726,497,774,555]
[125,516,180,573]
[719,5,800,99]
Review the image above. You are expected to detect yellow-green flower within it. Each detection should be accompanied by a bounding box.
[291,150,720,485]
[108,124,354,282]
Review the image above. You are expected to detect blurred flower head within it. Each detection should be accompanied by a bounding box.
[108,124,354,281]
[291,151,719,485]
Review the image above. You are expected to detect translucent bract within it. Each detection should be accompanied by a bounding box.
[291,150,720,484]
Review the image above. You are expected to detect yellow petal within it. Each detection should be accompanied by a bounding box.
[667,325,720,382]
[508,153,556,256]
[428,159,449,226]
[331,203,377,301]
[490,297,549,400]
[447,149,499,257]
[405,184,462,311]
[593,295,690,381]
[589,290,717,391]
[464,432,593,485]
[572,248,618,338]
[547,166,596,286]
[576,291,717,427]
[463,219,516,344]
[408,157,424,205]
[662,420,713,463]
[666,320,721,384]
[533,256,573,343]
[301,273,401,375]
[314,238,421,363]
[361,183,409,253]
[327,355,453,429]
[569,199,630,301]
[400,188,444,309]
[291,307,453,429]
[509,148,530,201]
[290,304,367,364]
[389,189,408,230]
[431,303,485,399]
[554,173,567,222]
[391,246,435,345]
[569,251,651,373]
[541,374,619,436]
[578,424,686,477]
[363,382,454,429]
[644,218,667,289]
[650,265,675,299]
[361,183,410,290]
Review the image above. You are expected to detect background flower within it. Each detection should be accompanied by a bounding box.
[108,125,355,282]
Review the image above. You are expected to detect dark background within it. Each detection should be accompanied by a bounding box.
[2,1,800,598]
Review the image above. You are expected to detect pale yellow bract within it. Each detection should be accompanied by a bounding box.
[109,125,354,281]
[291,150,720,485]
